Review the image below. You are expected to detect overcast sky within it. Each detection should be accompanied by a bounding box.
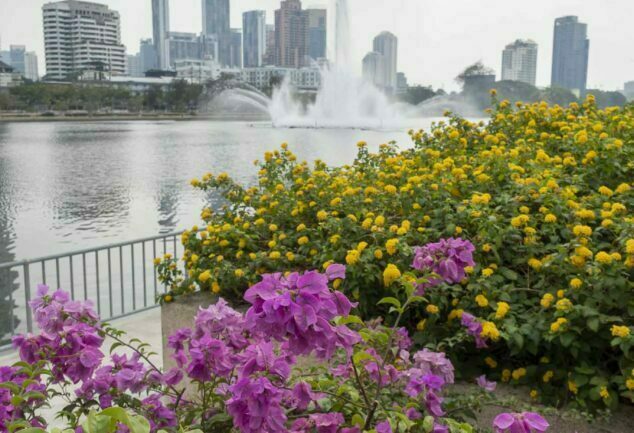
[1,0,632,91]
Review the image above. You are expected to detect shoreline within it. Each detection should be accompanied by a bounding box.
[0,113,272,123]
[0,113,198,123]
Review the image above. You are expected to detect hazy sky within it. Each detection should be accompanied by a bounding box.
[1,0,632,91]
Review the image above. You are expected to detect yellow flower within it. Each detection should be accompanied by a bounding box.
[475,294,489,307]
[316,210,328,221]
[543,371,554,383]
[599,386,609,400]
[482,268,494,277]
[595,251,612,265]
[198,270,211,283]
[485,357,498,368]
[495,302,510,319]
[416,319,427,331]
[555,298,572,311]
[528,258,542,270]
[211,281,221,293]
[426,304,440,314]
[550,317,567,332]
[502,369,511,383]
[573,225,592,237]
[481,321,500,341]
[569,278,582,289]
[345,249,360,265]
[374,249,384,260]
[625,239,634,254]
[153,258,161,266]
[357,241,368,252]
[164,295,173,303]
[626,379,634,391]
[383,264,401,286]
[386,238,399,255]
[530,390,538,399]
[568,380,578,394]
[482,243,492,252]
[269,251,281,259]
[611,325,630,338]
[512,368,526,381]
[544,214,557,223]
[298,236,309,246]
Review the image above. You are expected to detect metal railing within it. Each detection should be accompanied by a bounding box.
[0,230,186,350]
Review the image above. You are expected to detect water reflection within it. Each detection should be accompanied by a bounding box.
[0,123,19,343]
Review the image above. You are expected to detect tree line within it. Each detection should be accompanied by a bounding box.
[0,80,204,113]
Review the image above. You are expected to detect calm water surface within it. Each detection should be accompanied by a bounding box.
[0,119,437,263]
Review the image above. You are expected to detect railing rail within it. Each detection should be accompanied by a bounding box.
[0,230,186,351]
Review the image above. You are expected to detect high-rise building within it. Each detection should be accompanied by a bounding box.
[396,72,408,94]
[166,32,217,67]
[306,9,327,61]
[24,52,39,81]
[9,45,26,76]
[501,39,538,85]
[362,51,385,88]
[140,38,157,72]
[275,0,308,68]
[42,1,127,80]
[243,11,266,67]
[152,0,170,69]
[624,81,634,101]
[264,24,276,66]
[202,0,230,36]
[126,54,143,77]
[551,16,589,96]
[228,29,243,68]
[373,31,397,92]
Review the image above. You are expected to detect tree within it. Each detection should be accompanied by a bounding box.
[493,80,541,104]
[399,85,437,105]
[456,61,495,85]
[586,89,627,108]
[539,87,578,106]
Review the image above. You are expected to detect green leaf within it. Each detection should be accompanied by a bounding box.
[377,297,401,308]
[500,267,518,281]
[587,317,600,332]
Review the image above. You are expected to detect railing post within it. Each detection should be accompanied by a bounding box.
[23,263,33,334]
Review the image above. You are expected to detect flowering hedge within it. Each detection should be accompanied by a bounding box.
[2,247,550,433]
[158,94,634,410]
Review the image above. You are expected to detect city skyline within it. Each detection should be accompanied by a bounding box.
[0,0,632,91]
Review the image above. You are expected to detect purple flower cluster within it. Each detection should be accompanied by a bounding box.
[13,285,103,384]
[0,366,46,431]
[412,238,475,291]
[243,266,360,358]
[493,412,549,433]
[461,312,487,348]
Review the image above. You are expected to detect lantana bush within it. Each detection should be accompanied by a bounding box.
[158,94,633,410]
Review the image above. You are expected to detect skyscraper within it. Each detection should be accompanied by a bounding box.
[551,16,589,95]
[275,0,308,68]
[362,51,385,88]
[42,1,127,80]
[9,45,25,76]
[243,11,266,67]
[228,29,243,68]
[501,39,538,85]
[140,38,158,72]
[373,32,398,92]
[152,0,170,69]
[202,0,230,36]
[24,52,39,81]
[306,9,327,61]
[264,24,276,66]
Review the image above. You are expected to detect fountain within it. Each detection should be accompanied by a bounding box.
[268,0,414,129]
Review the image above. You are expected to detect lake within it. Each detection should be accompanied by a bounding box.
[0,119,442,263]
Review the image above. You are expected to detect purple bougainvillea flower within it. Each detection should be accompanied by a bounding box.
[376,420,392,433]
[309,412,344,433]
[412,348,455,384]
[425,390,445,417]
[476,375,497,392]
[325,263,346,281]
[412,238,475,286]
[291,382,323,411]
[461,312,487,348]
[493,412,549,433]
[433,423,449,433]
[406,407,422,420]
